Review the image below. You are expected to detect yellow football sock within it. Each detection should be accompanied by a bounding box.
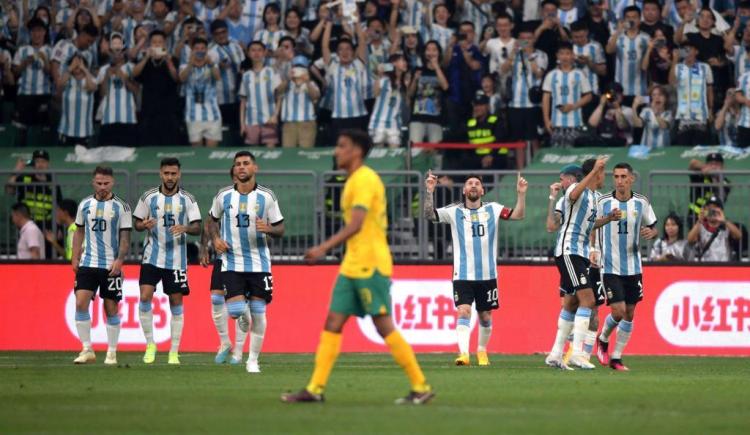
[306,331,342,395]
[384,330,430,393]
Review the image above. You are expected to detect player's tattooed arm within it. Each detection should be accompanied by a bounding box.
[171,220,201,236]
[109,229,131,277]
[423,170,438,222]
[546,183,561,232]
[206,217,230,253]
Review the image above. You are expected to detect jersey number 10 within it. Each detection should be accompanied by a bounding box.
[471,223,485,238]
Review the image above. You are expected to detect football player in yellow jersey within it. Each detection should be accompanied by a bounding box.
[281,129,434,405]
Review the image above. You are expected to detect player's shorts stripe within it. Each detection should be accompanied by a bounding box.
[563,255,579,287]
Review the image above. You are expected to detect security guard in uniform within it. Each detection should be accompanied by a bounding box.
[687,153,731,225]
[464,93,508,170]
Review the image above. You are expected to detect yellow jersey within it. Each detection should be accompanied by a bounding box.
[339,165,393,279]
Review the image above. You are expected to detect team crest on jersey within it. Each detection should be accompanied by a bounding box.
[239,203,247,212]
[165,204,172,212]
[579,274,588,286]
[96,209,104,217]
[468,211,490,223]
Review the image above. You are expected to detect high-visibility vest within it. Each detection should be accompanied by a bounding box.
[467,115,508,155]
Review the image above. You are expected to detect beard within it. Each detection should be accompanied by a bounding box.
[237,173,251,183]
[466,191,480,201]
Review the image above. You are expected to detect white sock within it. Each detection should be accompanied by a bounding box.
[477,322,492,353]
[139,303,154,345]
[211,296,230,347]
[456,318,471,355]
[249,312,267,363]
[612,320,633,359]
[75,320,92,350]
[572,307,591,357]
[170,314,184,353]
[583,330,597,358]
[600,314,620,343]
[550,310,575,358]
[234,319,248,359]
[106,322,120,353]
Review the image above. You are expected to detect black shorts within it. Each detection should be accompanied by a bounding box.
[590,267,605,306]
[74,267,123,302]
[221,271,273,304]
[603,274,643,306]
[15,94,51,126]
[210,259,223,291]
[555,255,592,295]
[453,279,499,312]
[508,107,542,140]
[139,263,190,295]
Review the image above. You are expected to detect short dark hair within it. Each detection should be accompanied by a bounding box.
[234,151,256,162]
[570,20,588,33]
[81,23,99,38]
[191,36,208,47]
[11,203,31,218]
[582,159,596,176]
[338,129,372,158]
[541,0,558,8]
[93,166,114,177]
[623,5,641,16]
[149,29,167,40]
[642,0,661,8]
[459,20,475,30]
[278,35,296,48]
[495,12,512,23]
[59,199,78,218]
[160,157,181,168]
[465,174,484,187]
[557,41,574,52]
[335,38,354,52]
[249,40,266,50]
[613,162,633,173]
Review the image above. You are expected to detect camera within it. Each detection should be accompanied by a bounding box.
[707,209,718,218]
[381,63,394,73]
[457,33,468,42]
[624,20,635,30]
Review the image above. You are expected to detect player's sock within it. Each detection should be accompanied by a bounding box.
[385,330,429,393]
[139,301,154,345]
[477,319,492,353]
[306,331,342,395]
[583,330,597,358]
[248,300,267,363]
[75,311,92,350]
[105,315,121,353]
[599,314,620,343]
[170,305,184,354]
[550,309,575,358]
[572,307,591,356]
[210,294,230,346]
[456,317,471,355]
[612,320,633,359]
[234,318,248,359]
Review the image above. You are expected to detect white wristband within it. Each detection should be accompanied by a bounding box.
[548,195,555,201]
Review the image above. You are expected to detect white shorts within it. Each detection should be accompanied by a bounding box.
[187,120,222,143]
[369,127,402,147]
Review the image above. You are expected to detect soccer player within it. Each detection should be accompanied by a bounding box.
[134,158,202,365]
[71,166,132,365]
[281,130,434,405]
[545,157,610,370]
[595,163,658,371]
[423,171,527,366]
[206,151,285,373]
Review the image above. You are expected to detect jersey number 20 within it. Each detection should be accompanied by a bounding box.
[91,218,107,232]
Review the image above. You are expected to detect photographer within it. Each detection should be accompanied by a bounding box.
[606,5,650,104]
[97,32,139,146]
[447,21,484,139]
[585,82,634,147]
[533,0,570,69]
[669,40,714,145]
[56,54,97,147]
[179,36,222,147]
[279,55,320,148]
[631,85,673,148]
[641,28,673,85]
[687,196,742,262]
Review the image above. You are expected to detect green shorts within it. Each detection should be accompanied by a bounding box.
[330,271,392,318]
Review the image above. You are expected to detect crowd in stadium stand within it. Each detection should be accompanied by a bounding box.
[1,0,749,162]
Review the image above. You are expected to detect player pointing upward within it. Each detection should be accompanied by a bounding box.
[423,171,527,366]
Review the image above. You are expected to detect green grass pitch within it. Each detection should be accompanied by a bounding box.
[1,353,749,434]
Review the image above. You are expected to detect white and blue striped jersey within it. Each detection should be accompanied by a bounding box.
[195,2,223,32]
[75,194,133,270]
[542,68,591,127]
[254,28,287,50]
[674,62,713,122]
[96,63,138,125]
[134,187,202,271]
[51,39,94,74]
[638,107,672,148]
[120,17,141,48]
[461,1,492,43]
[614,32,650,97]
[597,191,657,276]
[13,45,53,95]
[325,58,368,119]
[209,184,284,273]
[58,78,95,138]
[730,45,750,82]
[402,0,426,28]
[738,72,750,128]
[557,6,580,29]
[242,0,268,38]
[427,24,454,53]
[369,77,403,130]
[239,66,281,125]
[554,183,598,258]
[509,50,547,108]
[227,16,254,47]
[611,0,643,20]
[281,80,319,122]
[181,64,222,122]
[718,109,738,146]
[208,41,246,105]
[436,201,513,281]
[574,41,605,95]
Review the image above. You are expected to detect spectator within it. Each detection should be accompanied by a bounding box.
[557,0,581,29]
[715,88,741,146]
[208,19,245,142]
[736,73,750,146]
[280,55,320,148]
[586,82,634,146]
[641,27,673,86]
[50,23,98,87]
[670,40,714,145]
[128,24,150,62]
[132,29,181,146]
[239,41,281,147]
[542,42,592,147]
[273,36,296,80]
[725,18,750,83]
[44,198,78,260]
[446,21,483,139]
[57,54,97,146]
[533,0,570,68]
[5,149,62,236]
[220,0,254,48]
[408,40,449,145]
[479,73,502,115]
[458,92,507,171]
[179,36,222,147]
[606,5,650,104]
[632,85,673,148]
[118,1,147,49]
[482,13,514,102]
[399,25,423,71]
[195,0,224,32]
[255,2,287,50]
[571,20,606,117]
[424,3,454,53]
[503,23,547,168]
[369,53,408,148]
[685,8,729,108]
[640,0,675,42]
[673,0,731,41]
[12,18,52,148]
[284,7,314,57]
[579,0,611,50]
[96,32,139,146]
[687,196,743,262]
[648,212,689,262]
[11,203,45,260]
[688,152,731,223]
[457,0,493,44]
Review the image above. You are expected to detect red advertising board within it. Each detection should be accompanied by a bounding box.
[0,264,748,355]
